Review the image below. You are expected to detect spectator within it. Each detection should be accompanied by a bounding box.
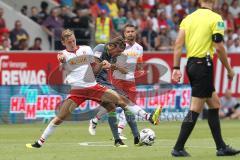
[228,38,240,53]
[229,0,240,18]
[230,104,240,119]
[60,0,73,7]
[112,8,127,32]
[97,0,110,16]
[226,38,234,52]
[0,28,10,45]
[74,0,89,10]
[0,8,6,29]
[29,37,42,50]
[156,2,168,18]
[129,8,141,27]
[149,10,159,32]
[95,9,116,44]
[0,28,11,51]
[158,11,169,29]
[69,8,91,45]
[117,0,129,12]
[42,7,64,50]
[186,0,197,14]
[141,20,159,51]
[234,12,240,30]
[59,5,73,28]
[219,89,239,118]
[38,1,49,24]
[155,25,173,51]
[224,13,235,31]
[172,0,184,19]
[15,39,28,50]
[220,2,229,19]
[20,5,28,16]
[126,11,135,26]
[167,13,180,41]
[89,0,101,20]
[30,6,39,23]
[10,20,29,50]
[224,28,238,42]
[139,11,150,31]
[141,0,153,10]
[107,0,119,18]
[0,38,11,51]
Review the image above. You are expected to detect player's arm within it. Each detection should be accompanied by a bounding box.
[135,55,146,78]
[111,64,128,74]
[91,58,111,75]
[57,51,66,63]
[213,40,234,80]
[90,44,111,74]
[212,16,235,80]
[136,55,144,71]
[172,29,185,82]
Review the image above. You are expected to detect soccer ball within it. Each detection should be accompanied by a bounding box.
[139,128,156,146]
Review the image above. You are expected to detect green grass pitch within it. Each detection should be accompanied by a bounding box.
[0,120,239,160]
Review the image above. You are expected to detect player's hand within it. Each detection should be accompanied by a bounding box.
[102,60,111,69]
[110,64,118,70]
[57,52,66,63]
[227,69,235,80]
[172,69,182,83]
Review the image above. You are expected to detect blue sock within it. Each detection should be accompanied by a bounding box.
[108,112,120,140]
[125,110,139,138]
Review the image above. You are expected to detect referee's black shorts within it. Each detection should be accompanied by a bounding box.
[186,57,215,98]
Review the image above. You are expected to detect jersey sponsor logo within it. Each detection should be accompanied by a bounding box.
[123,51,139,57]
[68,56,87,65]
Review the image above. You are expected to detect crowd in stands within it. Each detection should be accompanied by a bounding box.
[219,89,240,119]
[0,0,240,52]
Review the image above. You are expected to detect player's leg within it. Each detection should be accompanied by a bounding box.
[117,108,128,139]
[123,110,140,145]
[119,95,161,125]
[100,103,127,147]
[172,57,212,157]
[207,92,240,156]
[172,97,205,156]
[26,99,79,148]
[88,105,112,135]
[116,80,138,139]
[104,103,127,147]
[101,89,161,125]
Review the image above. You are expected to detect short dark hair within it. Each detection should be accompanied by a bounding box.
[41,1,48,9]
[122,24,136,38]
[35,37,42,42]
[122,24,136,32]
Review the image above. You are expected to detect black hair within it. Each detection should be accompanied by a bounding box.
[41,1,48,10]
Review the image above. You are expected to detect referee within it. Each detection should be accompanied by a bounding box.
[171,0,240,157]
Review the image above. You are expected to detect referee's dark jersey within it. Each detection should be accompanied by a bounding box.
[180,8,225,98]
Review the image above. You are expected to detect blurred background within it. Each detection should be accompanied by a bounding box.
[0,0,240,51]
[0,0,239,124]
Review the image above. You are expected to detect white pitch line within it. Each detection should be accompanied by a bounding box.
[78,141,216,148]
[79,142,113,147]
